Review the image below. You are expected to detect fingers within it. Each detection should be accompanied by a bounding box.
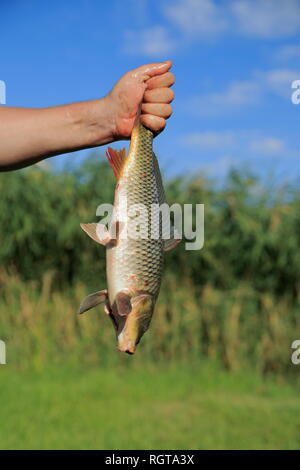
[131,60,172,81]
[141,103,172,119]
[116,61,174,136]
[140,114,166,134]
[146,72,175,90]
[140,70,175,134]
[143,87,174,104]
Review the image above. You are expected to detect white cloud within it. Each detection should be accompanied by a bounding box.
[275,45,300,61]
[261,68,300,97]
[249,137,286,156]
[163,0,300,43]
[186,68,300,117]
[186,80,261,117]
[181,131,236,149]
[231,0,300,38]
[180,129,287,158]
[123,0,300,57]
[202,155,237,179]
[164,0,228,37]
[123,26,177,56]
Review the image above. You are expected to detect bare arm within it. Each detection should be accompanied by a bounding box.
[0,99,116,170]
[0,61,174,171]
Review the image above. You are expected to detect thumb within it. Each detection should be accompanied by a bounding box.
[131,60,172,82]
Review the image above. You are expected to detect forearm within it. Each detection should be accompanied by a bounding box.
[0,97,116,171]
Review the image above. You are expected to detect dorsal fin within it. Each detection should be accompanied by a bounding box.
[106,147,126,180]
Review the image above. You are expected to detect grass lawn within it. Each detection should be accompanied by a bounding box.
[0,361,299,450]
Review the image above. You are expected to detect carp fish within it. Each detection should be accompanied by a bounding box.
[78,118,180,354]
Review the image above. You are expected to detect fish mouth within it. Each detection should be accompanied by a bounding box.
[118,341,136,355]
[117,332,137,355]
[115,292,155,355]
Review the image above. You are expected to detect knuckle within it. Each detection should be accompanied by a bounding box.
[163,104,172,117]
[167,89,175,102]
[167,72,175,84]
[158,119,166,131]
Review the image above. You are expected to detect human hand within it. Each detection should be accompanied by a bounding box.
[107,61,175,139]
[0,62,175,171]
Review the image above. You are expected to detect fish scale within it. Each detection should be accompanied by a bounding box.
[107,122,165,303]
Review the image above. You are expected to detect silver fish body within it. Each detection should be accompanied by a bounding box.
[79,120,180,354]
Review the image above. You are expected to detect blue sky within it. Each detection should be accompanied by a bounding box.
[1,0,300,182]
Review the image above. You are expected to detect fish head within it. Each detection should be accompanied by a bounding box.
[113,293,154,355]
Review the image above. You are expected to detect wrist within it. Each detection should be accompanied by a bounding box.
[68,96,117,148]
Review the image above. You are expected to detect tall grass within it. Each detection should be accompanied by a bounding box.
[0,269,298,377]
[1,157,300,377]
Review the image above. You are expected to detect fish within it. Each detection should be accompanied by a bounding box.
[78,118,180,354]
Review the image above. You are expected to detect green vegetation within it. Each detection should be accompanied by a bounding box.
[0,269,298,377]
[0,154,300,449]
[0,155,299,375]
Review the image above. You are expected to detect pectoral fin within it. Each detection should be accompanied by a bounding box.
[163,238,181,251]
[80,223,111,246]
[78,289,108,314]
[116,291,132,316]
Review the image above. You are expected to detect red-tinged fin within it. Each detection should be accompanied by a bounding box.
[106,147,127,180]
[163,226,182,252]
[163,238,181,252]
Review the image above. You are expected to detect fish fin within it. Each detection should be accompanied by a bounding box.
[80,223,111,246]
[78,289,108,314]
[164,238,181,252]
[116,291,132,316]
[163,227,181,252]
[106,147,127,180]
